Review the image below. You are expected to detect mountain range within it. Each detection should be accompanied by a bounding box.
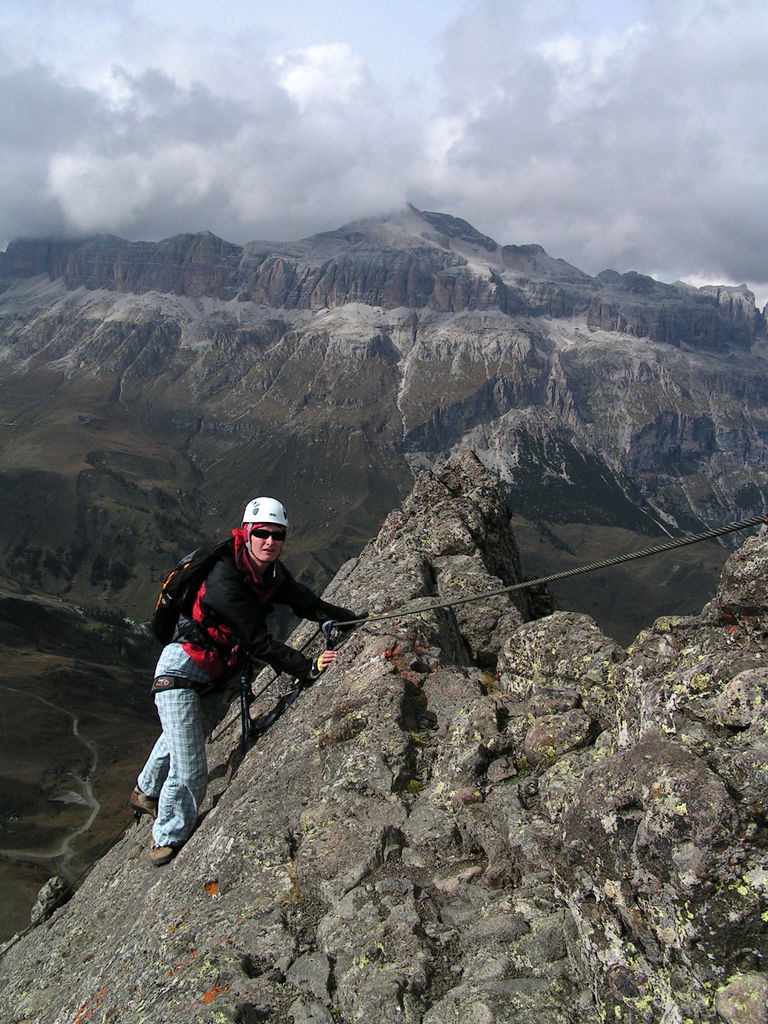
[1,204,765,645]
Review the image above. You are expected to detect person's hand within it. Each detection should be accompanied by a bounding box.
[306,648,338,683]
[317,649,337,670]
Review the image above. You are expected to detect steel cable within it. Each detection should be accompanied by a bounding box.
[343,512,768,627]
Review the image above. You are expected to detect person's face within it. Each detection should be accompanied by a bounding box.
[247,524,286,570]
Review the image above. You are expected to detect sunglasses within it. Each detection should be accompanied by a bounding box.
[250,528,286,541]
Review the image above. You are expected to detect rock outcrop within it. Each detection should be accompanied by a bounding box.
[1,452,766,1024]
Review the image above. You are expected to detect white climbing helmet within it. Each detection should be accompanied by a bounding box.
[241,496,289,528]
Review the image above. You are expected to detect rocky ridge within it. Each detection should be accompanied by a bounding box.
[1,451,767,1024]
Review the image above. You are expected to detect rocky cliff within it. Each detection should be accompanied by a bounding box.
[2,452,766,1024]
[0,206,765,646]
[1,207,762,347]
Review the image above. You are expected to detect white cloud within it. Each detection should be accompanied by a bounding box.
[0,0,766,307]
[46,144,220,235]
[274,43,367,110]
[424,0,768,302]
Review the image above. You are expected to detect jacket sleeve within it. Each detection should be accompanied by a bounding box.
[274,566,358,625]
[199,558,313,678]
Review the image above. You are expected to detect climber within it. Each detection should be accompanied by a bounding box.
[130,496,358,866]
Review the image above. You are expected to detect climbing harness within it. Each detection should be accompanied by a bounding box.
[235,624,333,749]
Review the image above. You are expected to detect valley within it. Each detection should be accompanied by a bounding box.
[0,586,157,939]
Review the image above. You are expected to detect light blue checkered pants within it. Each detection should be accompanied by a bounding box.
[137,686,228,848]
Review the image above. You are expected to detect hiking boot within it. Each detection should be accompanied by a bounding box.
[130,786,158,819]
[149,843,179,867]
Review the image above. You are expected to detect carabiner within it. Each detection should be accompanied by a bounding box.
[322,619,336,651]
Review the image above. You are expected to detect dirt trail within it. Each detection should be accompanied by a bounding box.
[0,683,100,869]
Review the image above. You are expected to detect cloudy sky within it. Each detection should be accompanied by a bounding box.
[2,0,767,305]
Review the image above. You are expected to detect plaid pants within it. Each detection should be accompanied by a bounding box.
[138,686,228,848]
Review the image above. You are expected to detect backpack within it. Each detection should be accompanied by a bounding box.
[151,538,234,644]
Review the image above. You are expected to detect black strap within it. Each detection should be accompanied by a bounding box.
[240,666,254,752]
[249,681,305,739]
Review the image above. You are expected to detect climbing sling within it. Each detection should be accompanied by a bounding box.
[241,620,339,750]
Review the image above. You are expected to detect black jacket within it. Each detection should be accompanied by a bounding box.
[175,537,356,680]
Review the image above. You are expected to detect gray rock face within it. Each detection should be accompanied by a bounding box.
[28,875,69,926]
[1,452,766,1023]
[2,207,762,348]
